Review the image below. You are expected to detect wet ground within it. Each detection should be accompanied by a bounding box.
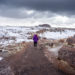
[8,43,67,75]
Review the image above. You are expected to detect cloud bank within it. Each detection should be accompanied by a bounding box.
[0,0,75,27]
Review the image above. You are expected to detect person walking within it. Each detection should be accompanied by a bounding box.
[33,34,39,47]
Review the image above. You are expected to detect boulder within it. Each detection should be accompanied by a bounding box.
[36,29,48,34]
[39,24,51,28]
[66,37,75,45]
[58,46,75,68]
[0,60,14,75]
[57,46,75,75]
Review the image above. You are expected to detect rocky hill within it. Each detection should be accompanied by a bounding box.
[38,24,51,28]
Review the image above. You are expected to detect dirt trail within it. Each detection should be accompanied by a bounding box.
[9,43,67,75]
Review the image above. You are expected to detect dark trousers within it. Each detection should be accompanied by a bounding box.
[34,42,37,47]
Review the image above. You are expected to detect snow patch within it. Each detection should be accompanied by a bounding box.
[48,45,63,56]
[0,57,3,61]
[39,30,75,39]
[0,26,39,46]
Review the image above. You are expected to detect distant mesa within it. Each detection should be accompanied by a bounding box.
[38,24,51,28]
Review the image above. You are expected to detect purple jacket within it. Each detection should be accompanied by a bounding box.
[33,35,39,42]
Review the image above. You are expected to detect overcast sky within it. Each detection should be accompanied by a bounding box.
[0,0,75,27]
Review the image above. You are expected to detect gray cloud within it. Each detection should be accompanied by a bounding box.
[0,0,75,18]
[0,5,56,19]
[0,0,75,11]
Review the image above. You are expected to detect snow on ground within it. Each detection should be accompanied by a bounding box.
[0,57,3,61]
[0,26,75,46]
[39,30,75,40]
[0,26,46,46]
[48,45,63,56]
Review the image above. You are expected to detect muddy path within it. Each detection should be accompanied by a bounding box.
[7,43,67,75]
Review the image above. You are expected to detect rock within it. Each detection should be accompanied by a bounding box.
[0,60,14,75]
[39,24,51,28]
[58,46,75,69]
[42,37,47,40]
[0,66,14,75]
[0,50,2,52]
[0,36,16,40]
[0,42,27,57]
[58,39,65,43]
[28,36,33,39]
[66,37,75,45]
[36,29,48,34]
[57,46,75,75]
[58,60,75,75]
